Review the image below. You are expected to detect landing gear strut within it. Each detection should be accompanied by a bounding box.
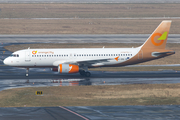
[79,70,91,77]
[26,68,29,77]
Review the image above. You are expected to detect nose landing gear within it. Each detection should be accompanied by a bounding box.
[26,68,29,77]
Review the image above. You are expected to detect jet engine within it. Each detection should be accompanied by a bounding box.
[58,64,79,73]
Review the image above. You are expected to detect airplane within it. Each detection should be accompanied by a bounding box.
[3,20,175,77]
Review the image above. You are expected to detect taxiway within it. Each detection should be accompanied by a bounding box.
[0,34,180,43]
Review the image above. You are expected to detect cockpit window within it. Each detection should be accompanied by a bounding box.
[10,54,19,57]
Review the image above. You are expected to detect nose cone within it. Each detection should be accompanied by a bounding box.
[3,58,8,65]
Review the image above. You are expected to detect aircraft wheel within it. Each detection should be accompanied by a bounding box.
[79,70,85,76]
[85,72,91,77]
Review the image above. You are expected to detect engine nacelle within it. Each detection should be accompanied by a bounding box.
[58,64,79,74]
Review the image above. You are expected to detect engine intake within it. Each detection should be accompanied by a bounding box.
[58,64,79,74]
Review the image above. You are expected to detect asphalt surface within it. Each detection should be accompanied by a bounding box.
[1,42,180,120]
[0,107,88,120]
[0,0,179,3]
[69,106,180,120]
[0,34,180,43]
[0,106,180,120]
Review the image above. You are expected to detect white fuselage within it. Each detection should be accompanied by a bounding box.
[4,47,141,68]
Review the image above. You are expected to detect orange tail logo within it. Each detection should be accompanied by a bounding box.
[151,32,167,46]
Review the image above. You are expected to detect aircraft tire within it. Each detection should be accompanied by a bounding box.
[85,72,91,77]
[79,70,85,76]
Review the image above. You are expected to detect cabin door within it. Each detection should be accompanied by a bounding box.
[25,51,31,61]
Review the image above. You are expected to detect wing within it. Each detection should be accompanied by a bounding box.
[66,58,111,66]
[53,58,112,67]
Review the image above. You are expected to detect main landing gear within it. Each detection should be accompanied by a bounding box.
[79,70,91,77]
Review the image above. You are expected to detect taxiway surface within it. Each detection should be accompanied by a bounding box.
[0,34,180,43]
[1,106,180,120]
[0,0,179,3]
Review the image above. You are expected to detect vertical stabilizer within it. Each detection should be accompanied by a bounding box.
[141,20,171,49]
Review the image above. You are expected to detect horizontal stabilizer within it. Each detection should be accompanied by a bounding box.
[152,51,175,57]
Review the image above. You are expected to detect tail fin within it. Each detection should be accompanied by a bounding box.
[141,20,171,49]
